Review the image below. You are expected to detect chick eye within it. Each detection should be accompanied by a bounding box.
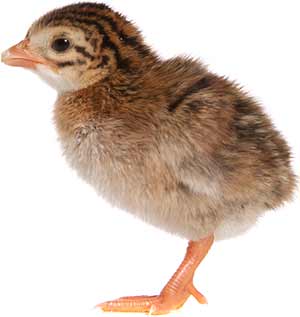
[51,38,71,52]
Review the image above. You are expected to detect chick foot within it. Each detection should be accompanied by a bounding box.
[97,235,214,314]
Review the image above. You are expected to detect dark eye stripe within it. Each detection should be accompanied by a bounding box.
[56,59,86,67]
[57,61,75,67]
[77,59,86,65]
[74,45,95,60]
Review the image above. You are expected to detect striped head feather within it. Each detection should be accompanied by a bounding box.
[24,2,156,93]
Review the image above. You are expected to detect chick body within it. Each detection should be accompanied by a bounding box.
[2,2,297,313]
[54,56,295,241]
[20,3,296,240]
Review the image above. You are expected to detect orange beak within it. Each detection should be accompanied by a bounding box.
[1,39,54,69]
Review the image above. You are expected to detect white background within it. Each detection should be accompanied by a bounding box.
[0,1,299,317]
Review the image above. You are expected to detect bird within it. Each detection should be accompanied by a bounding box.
[1,2,296,315]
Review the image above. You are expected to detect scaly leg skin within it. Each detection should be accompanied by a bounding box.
[97,235,214,315]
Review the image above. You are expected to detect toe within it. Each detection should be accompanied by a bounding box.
[97,295,160,313]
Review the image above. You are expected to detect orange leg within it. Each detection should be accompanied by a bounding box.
[97,235,214,315]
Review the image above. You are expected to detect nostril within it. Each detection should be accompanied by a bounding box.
[18,39,30,49]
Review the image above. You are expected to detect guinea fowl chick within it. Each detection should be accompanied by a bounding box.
[1,2,296,315]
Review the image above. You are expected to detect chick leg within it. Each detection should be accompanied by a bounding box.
[98,235,214,315]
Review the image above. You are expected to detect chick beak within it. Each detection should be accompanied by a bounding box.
[1,39,53,69]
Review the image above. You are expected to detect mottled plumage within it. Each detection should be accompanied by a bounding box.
[2,2,296,314]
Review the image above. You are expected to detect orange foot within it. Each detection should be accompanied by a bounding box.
[97,235,214,315]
